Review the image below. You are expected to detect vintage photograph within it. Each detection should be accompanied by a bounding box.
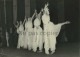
[0,0,79,57]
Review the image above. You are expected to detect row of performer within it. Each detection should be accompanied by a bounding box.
[15,3,70,54]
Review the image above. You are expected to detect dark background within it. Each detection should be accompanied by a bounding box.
[0,0,79,46]
[35,0,79,42]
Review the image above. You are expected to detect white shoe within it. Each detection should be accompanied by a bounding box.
[17,46,20,49]
[45,51,49,54]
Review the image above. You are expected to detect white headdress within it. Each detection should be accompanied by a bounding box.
[43,3,49,15]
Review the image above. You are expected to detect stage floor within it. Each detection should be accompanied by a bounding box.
[0,42,79,57]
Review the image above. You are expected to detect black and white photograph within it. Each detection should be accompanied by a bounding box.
[0,0,79,57]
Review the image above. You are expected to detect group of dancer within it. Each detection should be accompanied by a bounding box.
[15,3,70,54]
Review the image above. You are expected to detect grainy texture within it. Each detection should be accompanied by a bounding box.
[0,42,79,57]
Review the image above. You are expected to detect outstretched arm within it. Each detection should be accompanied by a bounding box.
[59,21,70,26]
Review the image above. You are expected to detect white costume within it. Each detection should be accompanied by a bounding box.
[42,3,70,54]
[23,18,28,49]
[17,22,24,49]
[33,11,43,52]
[26,18,33,50]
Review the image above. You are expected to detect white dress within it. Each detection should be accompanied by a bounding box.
[42,13,50,54]
[33,18,43,52]
[42,13,67,54]
[42,3,64,54]
[26,20,33,50]
[23,21,28,49]
[42,3,70,54]
[17,24,24,49]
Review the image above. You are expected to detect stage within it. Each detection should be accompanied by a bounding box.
[0,42,79,57]
[0,0,79,57]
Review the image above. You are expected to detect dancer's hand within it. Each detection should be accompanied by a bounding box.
[46,2,49,6]
[65,21,70,24]
[41,8,43,12]
[35,9,37,13]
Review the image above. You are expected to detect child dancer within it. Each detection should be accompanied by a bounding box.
[16,21,24,49]
[23,16,28,49]
[33,9,43,52]
[26,10,37,50]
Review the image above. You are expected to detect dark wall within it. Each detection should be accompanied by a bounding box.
[0,0,6,46]
[17,0,25,21]
[0,0,13,28]
[0,0,5,27]
[0,0,15,47]
[6,0,13,29]
[79,0,80,41]
[30,0,36,16]
[65,0,79,42]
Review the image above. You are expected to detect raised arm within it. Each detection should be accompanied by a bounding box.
[31,10,37,20]
[37,8,43,19]
[43,3,49,15]
[44,3,49,10]
[23,16,27,25]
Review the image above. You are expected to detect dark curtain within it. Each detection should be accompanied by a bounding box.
[0,0,6,47]
[65,0,79,42]
[17,0,25,21]
[35,0,79,42]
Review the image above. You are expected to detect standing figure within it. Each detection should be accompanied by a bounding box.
[42,3,50,54]
[42,3,70,54]
[23,16,28,49]
[26,10,36,50]
[33,9,43,52]
[16,21,24,49]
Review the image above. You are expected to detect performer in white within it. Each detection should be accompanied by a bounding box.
[26,10,37,50]
[23,16,28,49]
[33,9,43,52]
[42,3,70,54]
[16,21,24,49]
